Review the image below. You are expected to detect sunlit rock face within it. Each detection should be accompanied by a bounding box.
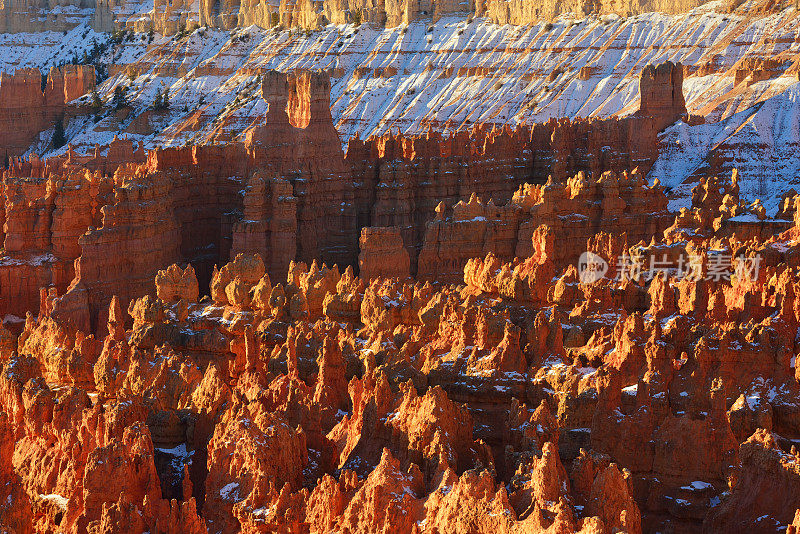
[4,2,800,533]
[8,174,800,532]
[0,62,683,329]
[2,2,796,215]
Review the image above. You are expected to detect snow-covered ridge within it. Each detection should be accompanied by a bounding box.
[652,82,800,214]
[1,4,800,212]
[28,8,797,143]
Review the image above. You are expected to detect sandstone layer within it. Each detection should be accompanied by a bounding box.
[1,51,800,534]
[0,63,682,333]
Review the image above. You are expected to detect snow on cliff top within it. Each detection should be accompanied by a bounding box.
[0,4,799,213]
[652,82,800,215]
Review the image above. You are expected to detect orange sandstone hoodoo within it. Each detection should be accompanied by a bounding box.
[4,59,798,534]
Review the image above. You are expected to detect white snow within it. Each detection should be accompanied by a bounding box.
[652,82,800,215]
[252,505,275,517]
[0,4,797,212]
[745,393,763,410]
[681,480,712,491]
[39,493,68,510]
[155,443,189,455]
[219,482,240,499]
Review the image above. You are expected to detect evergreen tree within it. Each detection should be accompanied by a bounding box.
[153,87,170,111]
[112,85,128,110]
[90,89,102,113]
[52,118,66,149]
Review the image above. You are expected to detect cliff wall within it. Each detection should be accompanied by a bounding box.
[480,0,707,25]
[0,0,114,33]
[0,63,683,328]
[0,0,788,40]
[412,170,672,283]
[347,61,684,274]
[135,0,775,33]
[0,65,95,160]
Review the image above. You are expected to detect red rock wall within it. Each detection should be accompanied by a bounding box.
[0,65,95,159]
[229,171,298,283]
[346,64,682,276]
[0,63,684,329]
[358,226,410,280]
[245,70,354,269]
[0,170,111,319]
[414,168,674,284]
[636,61,686,133]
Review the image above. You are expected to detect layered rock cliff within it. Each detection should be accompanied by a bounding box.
[0,0,789,37]
[4,2,787,217]
[0,65,95,159]
[0,0,117,33]
[0,63,682,331]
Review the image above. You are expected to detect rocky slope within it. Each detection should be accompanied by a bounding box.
[0,1,796,211]
[1,1,800,533]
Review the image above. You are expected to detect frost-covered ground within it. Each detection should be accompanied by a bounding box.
[652,82,800,214]
[0,23,110,71]
[1,0,799,213]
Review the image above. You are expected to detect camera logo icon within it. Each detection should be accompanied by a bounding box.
[578,251,609,284]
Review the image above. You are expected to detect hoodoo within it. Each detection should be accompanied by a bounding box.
[2,2,800,533]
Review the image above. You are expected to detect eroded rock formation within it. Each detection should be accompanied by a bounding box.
[0,64,683,329]
[8,188,800,531]
[0,66,96,159]
[3,57,798,534]
[481,0,706,25]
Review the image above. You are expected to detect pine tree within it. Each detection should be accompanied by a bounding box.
[153,87,169,111]
[52,118,66,149]
[90,89,102,113]
[112,85,128,110]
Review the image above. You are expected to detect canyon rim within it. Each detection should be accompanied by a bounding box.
[2,0,800,533]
